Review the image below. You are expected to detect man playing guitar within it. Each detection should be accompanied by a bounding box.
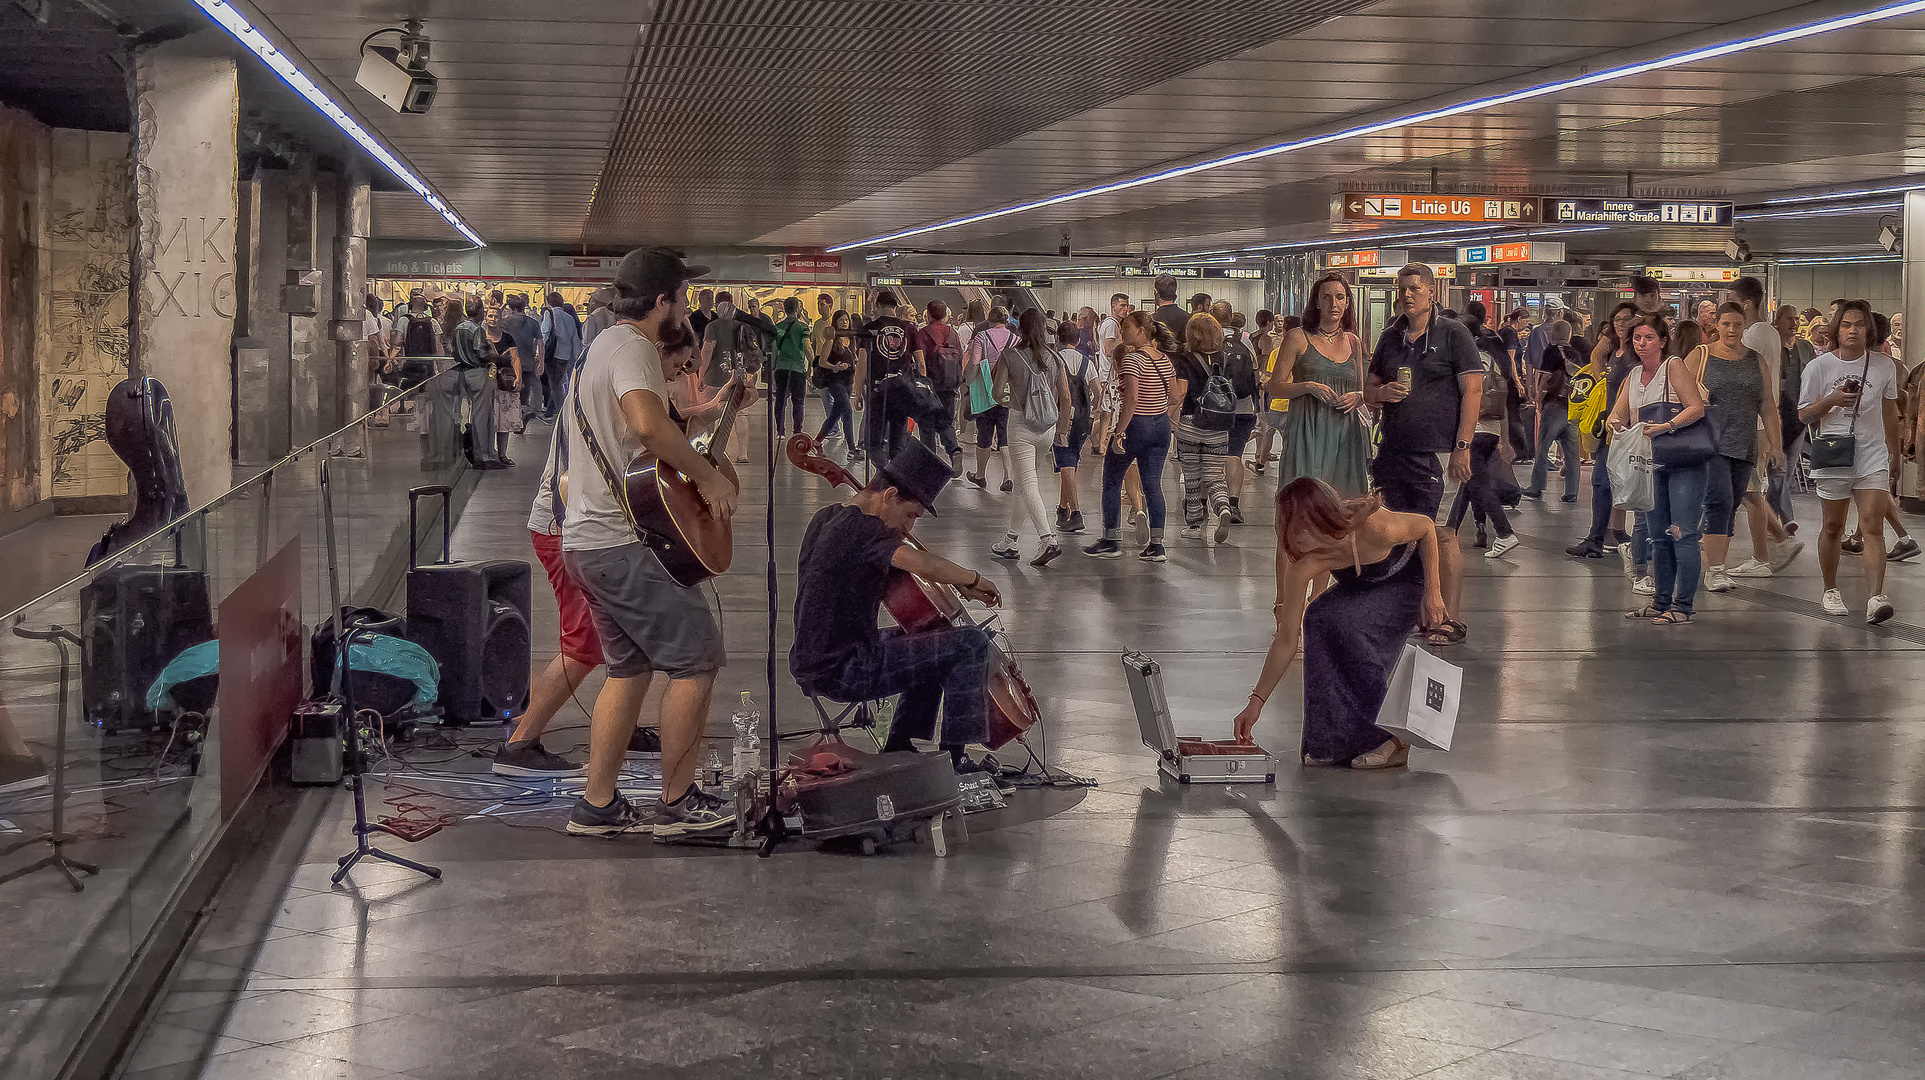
[562,248,740,839]
[791,440,1005,778]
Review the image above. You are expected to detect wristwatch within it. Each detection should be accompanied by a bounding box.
[1455,440,1470,450]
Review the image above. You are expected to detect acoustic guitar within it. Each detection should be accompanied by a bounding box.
[624,377,752,587]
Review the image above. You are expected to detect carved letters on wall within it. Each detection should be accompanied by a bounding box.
[44,128,132,499]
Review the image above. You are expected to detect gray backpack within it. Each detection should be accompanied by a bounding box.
[1018,347,1059,434]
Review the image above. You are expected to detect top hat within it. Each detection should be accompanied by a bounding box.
[876,439,953,517]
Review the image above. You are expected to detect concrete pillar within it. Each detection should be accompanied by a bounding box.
[134,45,238,505]
[1902,191,1925,504]
[286,160,326,448]
[331,171,371,443]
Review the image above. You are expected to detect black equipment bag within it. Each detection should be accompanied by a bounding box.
[794,748,963,848]
[312,606,421,717]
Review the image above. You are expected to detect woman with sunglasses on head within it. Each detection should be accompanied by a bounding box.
[1608,314,1709,624]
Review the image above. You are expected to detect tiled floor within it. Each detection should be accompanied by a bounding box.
[125,405,1925,1080]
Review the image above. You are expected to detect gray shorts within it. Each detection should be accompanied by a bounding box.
[563,542,724,680]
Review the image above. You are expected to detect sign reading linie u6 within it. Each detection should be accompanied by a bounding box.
[1334,193,1540,224]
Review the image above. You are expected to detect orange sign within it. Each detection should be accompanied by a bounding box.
[1335,193,1540,224]
[1325,249,1406,270]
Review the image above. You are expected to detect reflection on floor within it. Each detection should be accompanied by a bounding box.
[125,406,1925,1080]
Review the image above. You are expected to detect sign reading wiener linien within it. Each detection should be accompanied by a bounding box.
[1334,193,1541,224]
[1549,199,1733,227]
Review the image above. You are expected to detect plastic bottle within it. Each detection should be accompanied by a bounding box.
[731,691,761,782]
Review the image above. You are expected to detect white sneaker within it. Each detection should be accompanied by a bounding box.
[1213,509,1230,545]
[1822,588,1848,616]
[1768,539,1804,572]
[1485,534,1521,559]
[1133,509,1151,546]
[1180,525,1203,541]
[990,538,1020,559]
[1633,576,1656,595]
[1705,566,1734,592]
[1619,541,1637,582]
[1868,594,1895,625]
[1727,559,1772,578]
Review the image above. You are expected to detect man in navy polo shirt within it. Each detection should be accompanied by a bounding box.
[1363,262,1481,640]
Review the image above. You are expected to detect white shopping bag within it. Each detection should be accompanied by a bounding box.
[1608,424,1655,511]
[1374,643,1461,752]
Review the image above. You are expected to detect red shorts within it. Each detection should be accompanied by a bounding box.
[531,529,603,667]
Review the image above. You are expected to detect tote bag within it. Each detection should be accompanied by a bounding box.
[1374,643,1461,752]
[1607,423,1655,511]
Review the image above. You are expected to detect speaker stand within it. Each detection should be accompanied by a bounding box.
[3,625,100,892]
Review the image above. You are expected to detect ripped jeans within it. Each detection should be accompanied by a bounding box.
[1645,460,1709,615]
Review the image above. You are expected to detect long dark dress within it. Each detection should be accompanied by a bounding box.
[1301,541,1424,764]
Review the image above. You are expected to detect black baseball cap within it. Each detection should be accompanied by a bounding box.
[614,246,710,302]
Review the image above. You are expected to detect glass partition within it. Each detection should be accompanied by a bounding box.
[0,371,466,1080]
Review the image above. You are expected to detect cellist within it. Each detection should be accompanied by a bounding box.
[790,440,1004,781]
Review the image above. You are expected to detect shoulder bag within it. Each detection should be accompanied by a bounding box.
[1642,360,1717,467]
[1807,353,1869,469]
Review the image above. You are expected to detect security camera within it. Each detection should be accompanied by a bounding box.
[356,23,437,114]
[1879,224,1902,255]
[1724,238,1750,263]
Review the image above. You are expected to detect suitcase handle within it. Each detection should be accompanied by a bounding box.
[407,485,453,568]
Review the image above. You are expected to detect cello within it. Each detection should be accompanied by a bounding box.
[785,433,1042,750]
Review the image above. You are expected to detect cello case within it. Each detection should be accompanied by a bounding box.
[87,376,192,566]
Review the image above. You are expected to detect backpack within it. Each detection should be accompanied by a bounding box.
[1222,340,1259,400]
[923,324,965,391]
[1478,349,1509,421]
[968,326,1012,414]
[1541,343,1575,402]
[1194,357,1237,432]
[1017,347,1059,434]
[400,312,437,357]
[1062,350,1092,435]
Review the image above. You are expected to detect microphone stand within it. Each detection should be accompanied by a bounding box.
[1,625,99,891]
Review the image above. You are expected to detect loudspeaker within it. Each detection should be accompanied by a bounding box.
[79,566,215,732]
[406,561,530,724]
[290,700,344,785]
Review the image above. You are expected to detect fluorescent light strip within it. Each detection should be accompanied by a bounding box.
[1749,178,1925,209]
[189,0,485,247]
[1738,201,1901,221]
[1776,254,1900,265]
[827,1,1925,254]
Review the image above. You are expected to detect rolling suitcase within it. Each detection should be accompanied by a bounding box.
[791,745,966,856]
[1122,650,1277,784]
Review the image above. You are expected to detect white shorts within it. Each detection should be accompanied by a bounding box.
[1814,470,1889,502]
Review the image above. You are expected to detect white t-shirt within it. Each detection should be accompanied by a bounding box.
[527,417,565,536]
[562,323,667,551]
[363,311,387,343]
[1742,321,1781,408]
[1096,315,1120,381]
[1799,349,1898,479]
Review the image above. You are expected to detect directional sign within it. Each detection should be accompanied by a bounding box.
[1549,199,1733,227]
[1646,266,1739,282]
[1360,262,1455,280]
[1335,193,1540,224]
[1458,241,1565,266]
[1325,249,1408,270]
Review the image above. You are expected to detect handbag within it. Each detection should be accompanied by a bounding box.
[1374,643,1460,752]
[1639,361,1717,467]
[1807,353,1869,470]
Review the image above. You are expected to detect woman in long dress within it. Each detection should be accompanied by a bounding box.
[1232,478,1452,769]
[1269,273,1370,497]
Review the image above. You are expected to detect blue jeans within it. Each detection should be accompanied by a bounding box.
[1530,400,1578,497]
[1587,442,1615,543]
[1646,461,1709,615]
[1102,413,1171,535]
[808,624,989,749]
[816,382,854,445]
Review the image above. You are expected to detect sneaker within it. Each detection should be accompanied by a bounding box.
[1560,493,1579,503]
[1133,509,1151,546]
[1566,538,1604,559]
[1001,479,1013,493]
[627,727,662,758]
[493,739,582,778]
[1768,539,1804,573]
[1842,531,1864,555]
[952,755,1016,792]
[1619,541,1637,581]
[1727,559,1773,578]
[1063,511,1085,534]
[1138,543,1167,563]
[1473,526,1488,549]
[1485,534,1521,559]
[1084,537,1125,559]
[654,786,734,839]
[1521,489,1543,500]
[1229,504,1245,525]
[1868,594,1895,625]
[1822,589,1848,616]
[1213,510,1230,545]
[0,752,49,795]
[1180,526,1203,541]
[965,472,986,489]
[1705,567,1734,592]
[1633,576,1656,595]
[567,792,654,836]
[1030,542,1062,568]
[1056,507,1069,530]
[1890,537,1921,562]
[990,538,1021,559]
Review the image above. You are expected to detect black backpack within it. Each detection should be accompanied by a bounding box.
[1194,357,1237,432]
[1222,340,1259,400]
[924,325,965,392]
[400,313,437,357]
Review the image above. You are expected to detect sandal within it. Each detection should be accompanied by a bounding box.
[1652,610,1692,624]
[1624,605,1664,619]
[1352,736,1409,770]
[1421,620,1467,647]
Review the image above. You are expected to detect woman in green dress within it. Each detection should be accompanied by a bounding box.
[1269,273,1370,497]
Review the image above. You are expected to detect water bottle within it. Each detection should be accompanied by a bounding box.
[731,691,761,782]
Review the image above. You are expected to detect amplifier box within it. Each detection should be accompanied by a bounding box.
[290,701,344,785]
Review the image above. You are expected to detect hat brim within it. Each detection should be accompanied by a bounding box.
[876,468,938,517]
[682,262,712,280]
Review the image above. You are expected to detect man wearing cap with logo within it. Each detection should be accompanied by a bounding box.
[562,247,741,839]
[790,440,1005,778]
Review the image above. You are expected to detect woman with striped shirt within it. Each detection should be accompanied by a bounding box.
[1084,311,1178,561]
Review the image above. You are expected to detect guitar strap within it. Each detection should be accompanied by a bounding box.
[571,376,671,551]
